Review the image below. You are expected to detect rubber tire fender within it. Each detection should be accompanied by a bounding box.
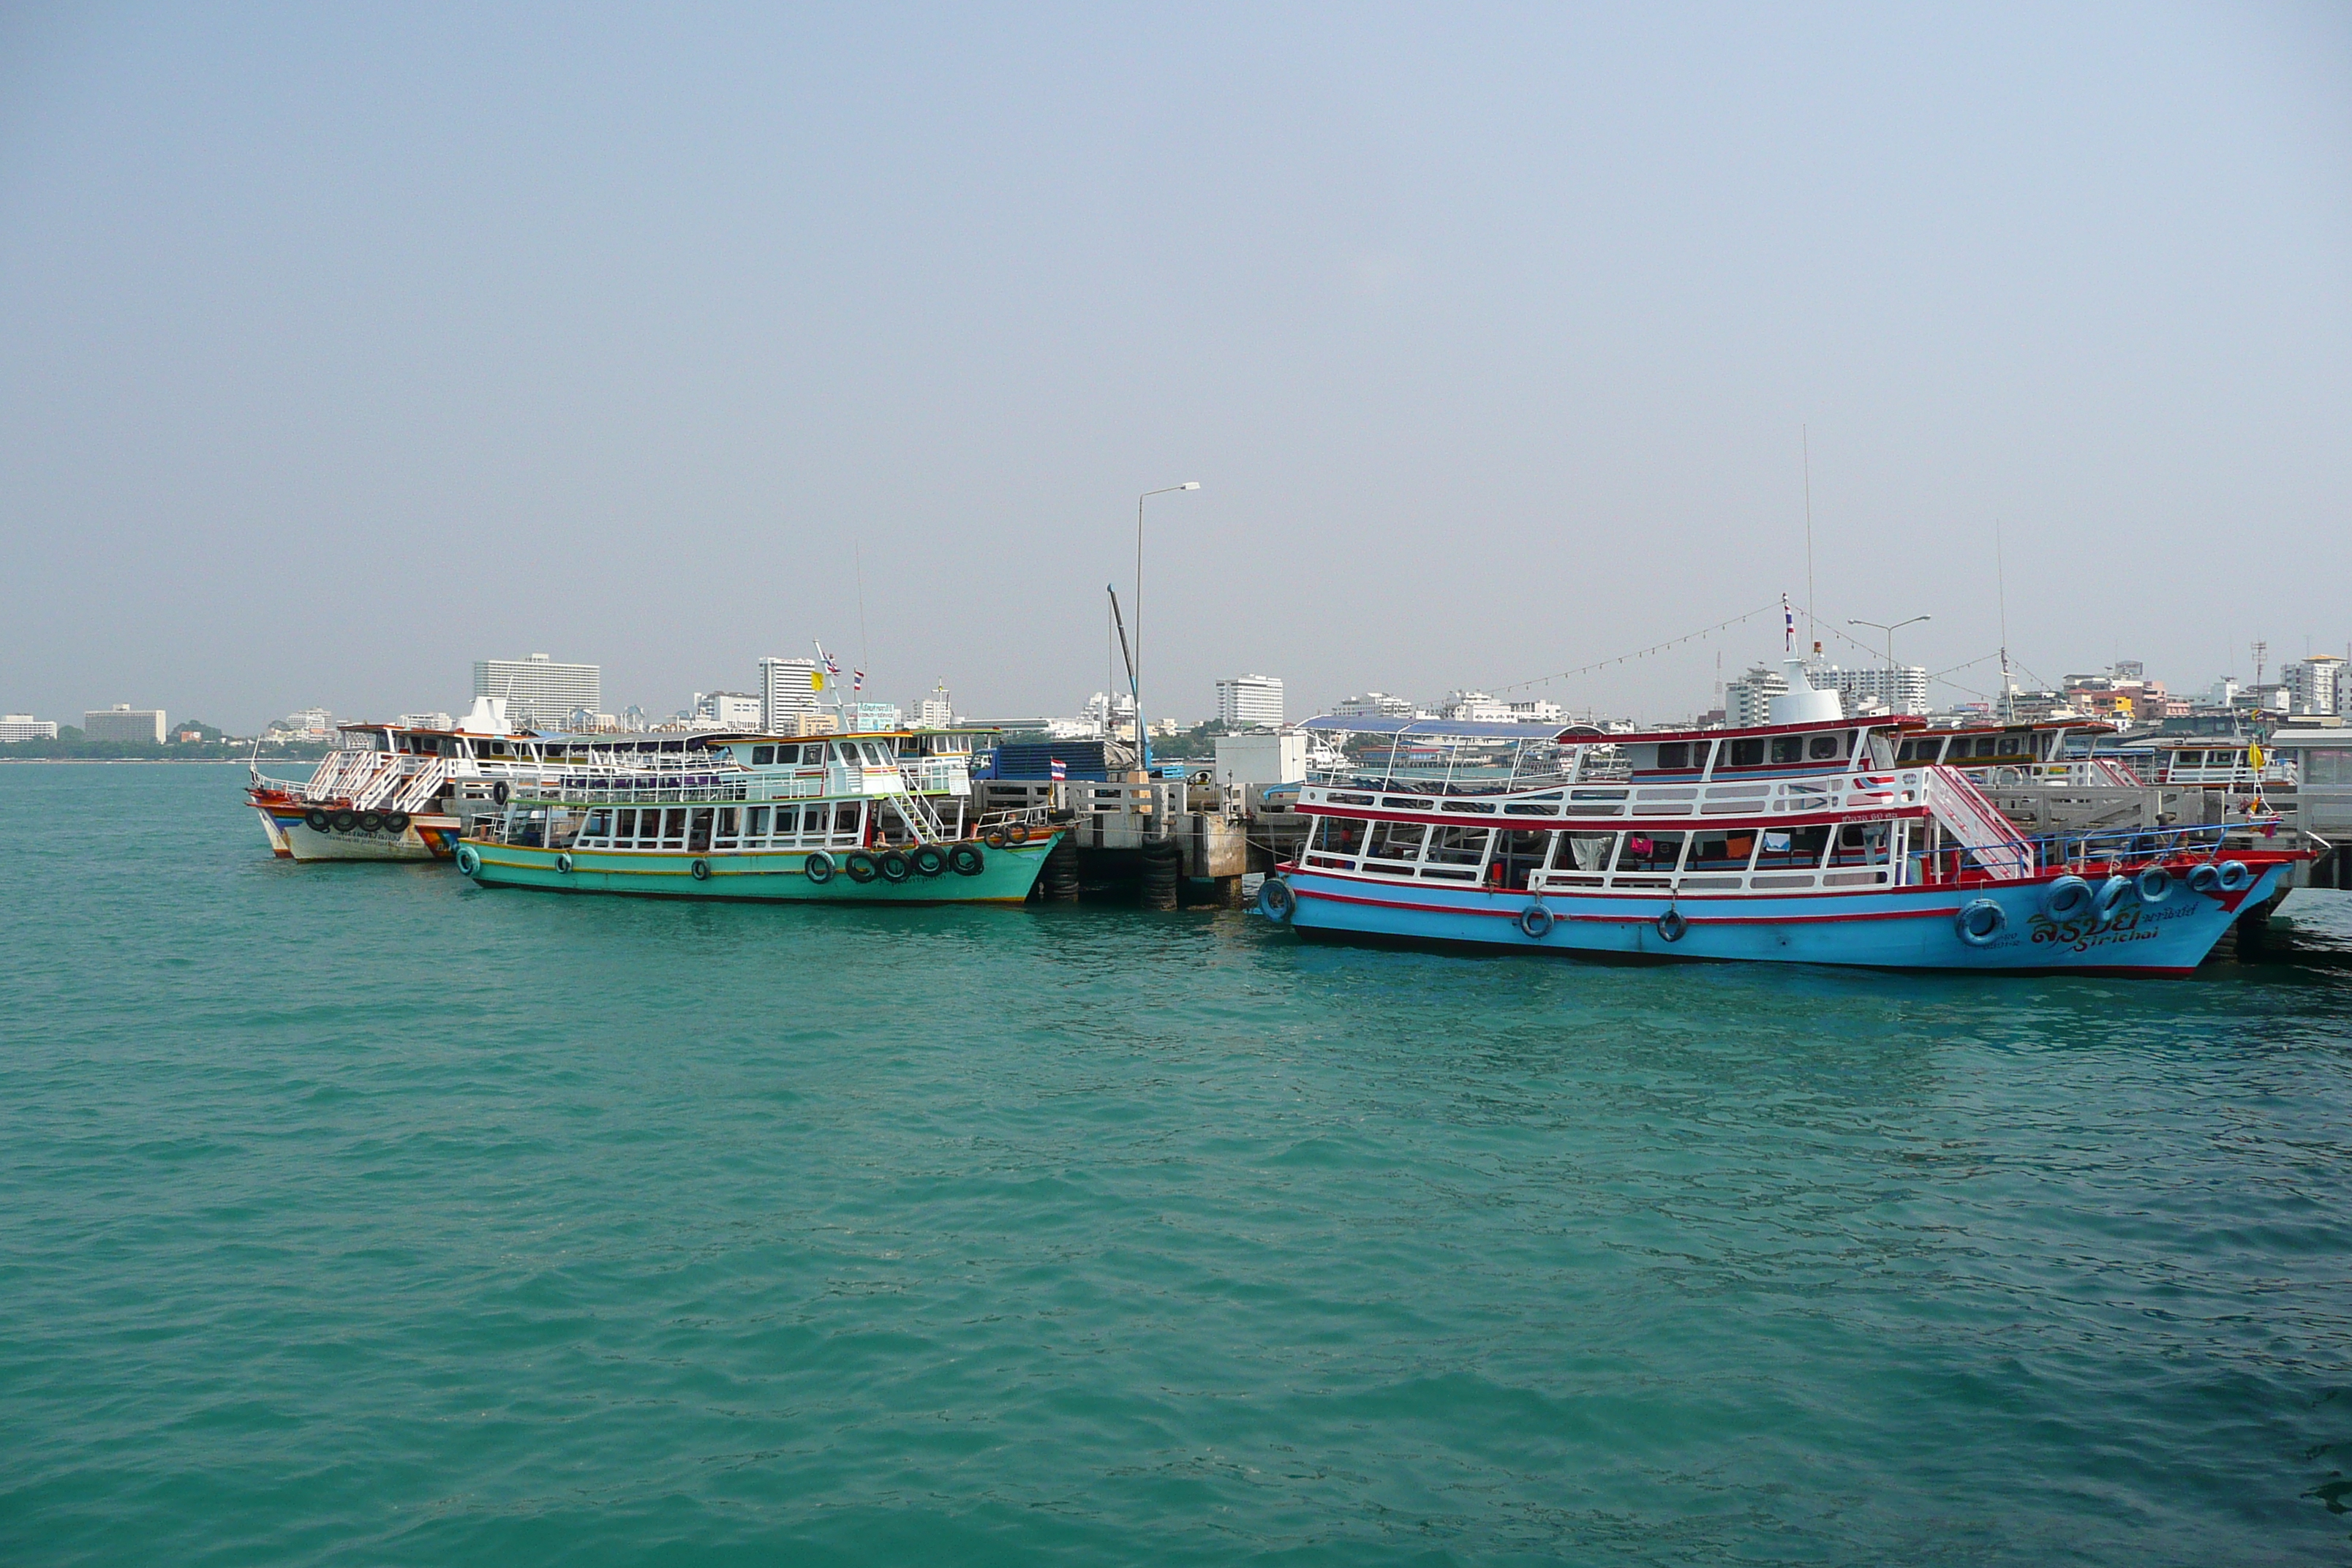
[303,807,331,833]
[1257,877,1295,923]
[690,858,711,882]
[1518,902,1555,939]
[330,810,358,833]
[1003,822,1032,845]
[454,843,482,877]
[1954,898,2006,946]
[910,844,947,878]
[2092,875,2133,925]
[358,810,384,834]
[2187,863,2223,894]
[556,853,573,874]
[384,811,411,834]
[804,850,837,883]
[844,851,880,883]
[982,829,1009,851]
[1655,908,1688,943]
[2135,865,2171,903]
[948,844,984,877]
[2042,875,2095,922]
[878,850,912,883]
[2216,859,2253,893]
[492,781,510,805]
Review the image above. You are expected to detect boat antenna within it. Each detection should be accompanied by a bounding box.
[854,543,872,685]
[1802,424,1818,657]
[1996,519,2013,724]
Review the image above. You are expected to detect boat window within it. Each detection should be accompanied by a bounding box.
[2303,748,2352,785]
[747,806,770,839]
[583,810,612,841]
[1656,742,1691,770]
[1808,734,1846,761]
[1972,737,1997,758]
[753,745,774,765]
[1756,824,1831,867]
[717,808,739,839]
[1616,830,1684,872]
[1831,822,1891,864]
[1423,826,1492,867]
[1550,832,1615,871]
[1311,817,1367,856]
[1896,740,1921,763]
[832,802,862,840]
[1866,732,1897,768]
[1365,821,1426,862]
[1770,736,1803,764]
[663,808,689,846]
[1490,830,1547,890]
[614,808,638,840]
[687,809,712,853]
[1686,830,1756,870]
[1727,738,1765,767]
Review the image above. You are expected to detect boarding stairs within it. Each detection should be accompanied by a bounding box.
[1925,765,2036,881]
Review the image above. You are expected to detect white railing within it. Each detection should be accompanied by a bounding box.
[1300,768,1929,823]
[1923,766,2035,880]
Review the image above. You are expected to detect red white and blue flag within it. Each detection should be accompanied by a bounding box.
[853,668,866,693]
[1782,595,1795,653]
[1049,758,1067,781]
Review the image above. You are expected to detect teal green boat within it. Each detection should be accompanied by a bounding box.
[455,731,1058,905]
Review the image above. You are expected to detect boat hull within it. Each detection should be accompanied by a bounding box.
[252,802,461,862]
[1276,862,2291,976]
[461,835,1058,903]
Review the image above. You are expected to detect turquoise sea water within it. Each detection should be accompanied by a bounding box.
[6,763,2352,1567]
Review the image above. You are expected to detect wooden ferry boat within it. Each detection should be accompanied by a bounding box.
[1262,662,2302,976]
[456,731,1058,904]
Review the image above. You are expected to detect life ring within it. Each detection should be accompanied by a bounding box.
[878,849,912,883]
[2135,865,2171,903]
[1258,877,1295,922]
[358,810,384,834]
[910,844,947,878]
[690,858,711,881]
[2187,863,2223,894]
[2042,875,2094,922]
[454,843,481,876]
[845,851,880,883]
[949,844,984,877]
[982,829,1009,851]
[491,782,510,805]
[2216,859,2253,893]
[556,853,573,874]
[1954,898,2006,946]
[804,850,837,883]
[1655,908,1687,943]
[303,807,331,833]
[384,811,411,834]
[1003,822,1032,845]
[2092,875,2133,925]
[1518,902,1554,939]
[330,810,358,833]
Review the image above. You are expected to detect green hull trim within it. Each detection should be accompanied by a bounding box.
[464,835,1058,904]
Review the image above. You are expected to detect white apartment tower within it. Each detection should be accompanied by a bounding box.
[2284,655,2343,717]
[759,657,827,733]
[1215,674,1285,728]
[1830,665,1930,717]
[1724,665,1789,728]
[473,655,600,732]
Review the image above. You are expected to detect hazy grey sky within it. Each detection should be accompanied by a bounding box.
[4,3,2348,730]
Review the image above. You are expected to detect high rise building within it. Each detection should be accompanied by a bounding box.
[1506,698,1566,723]
[759,657,827,733]
[1333,692,1418,719]
[1828,664,1929,717]
[2283,656,2343,717]
[83,705,166,743]
[0,715,59,742]
[1216,674,1285,728]
[690,691,764,729]
[1723,666,1788,728]
[473,655,600,731]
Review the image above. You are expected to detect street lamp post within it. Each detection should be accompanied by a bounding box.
[1846,616,1930,714]
[1134,481,1200,782]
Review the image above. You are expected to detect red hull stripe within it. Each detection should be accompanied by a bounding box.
[1294,883,1959,926]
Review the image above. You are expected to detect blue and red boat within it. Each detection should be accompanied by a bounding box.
[1259,661,2301,976]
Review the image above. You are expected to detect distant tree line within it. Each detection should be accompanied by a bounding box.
[0,723,334,761]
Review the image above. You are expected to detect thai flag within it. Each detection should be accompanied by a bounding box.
[1049,758,1066,781]
[853,668,866,693]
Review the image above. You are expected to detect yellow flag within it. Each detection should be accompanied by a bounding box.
[810,671,826,692]
[2247,740,2264,769]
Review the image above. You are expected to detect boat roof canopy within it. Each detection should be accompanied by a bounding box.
[1297,715,1578,740]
